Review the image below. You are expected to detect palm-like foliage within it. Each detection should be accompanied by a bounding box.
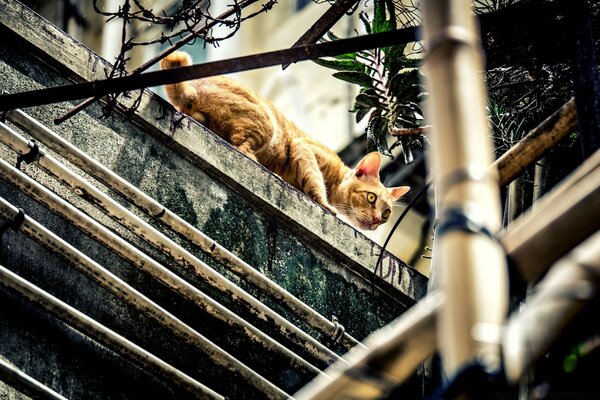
[314,0,426,163]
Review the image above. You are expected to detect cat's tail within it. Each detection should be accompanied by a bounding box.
[160,51,197,113]
[160,50,193,70]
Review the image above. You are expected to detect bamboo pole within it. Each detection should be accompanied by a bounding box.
[503,149,600,283]
[493,98,578,186]
[0,261,223,399]
[294,292,443,400]
[0,196,287,399]
[293,148,600,397]
[0,357,69,400]
[421,0,508,376]
[6,108,362,351]
[0,120,333,370]
[503,229,600,383]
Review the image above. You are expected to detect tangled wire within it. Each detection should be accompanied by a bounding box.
[91,0,278,117]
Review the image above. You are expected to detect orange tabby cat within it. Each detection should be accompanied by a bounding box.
[160,51,410,230]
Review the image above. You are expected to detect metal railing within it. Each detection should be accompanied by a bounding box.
[0,120,334,371]
[0,254,222,399]
[5,108,362,351]
[0,104,392,398]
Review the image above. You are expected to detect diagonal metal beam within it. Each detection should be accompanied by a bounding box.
[282,0,359,69]
[0,27,418,112]
[54,0,263,125]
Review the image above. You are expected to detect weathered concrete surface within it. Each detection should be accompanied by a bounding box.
[0,1,428,398]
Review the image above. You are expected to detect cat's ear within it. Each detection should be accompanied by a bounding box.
[389,186,410,200]
[355,152,381,179]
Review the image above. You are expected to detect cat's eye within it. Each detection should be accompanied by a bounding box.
[186,103,193,110]
[366,192,377,204]
[382,209,391,219]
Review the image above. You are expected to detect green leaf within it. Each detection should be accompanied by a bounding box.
[326,31,341,41]
[399,137,414,164]
[389,69,423,99]
[368,115,392,157]
[332,71,374,88]
[354,93,381,109]
[373,0,397,33]
[403,57,421,68]
[313,57,364,73]
[384,44,410,75]
[359,11,372,34]
[355,107,371,123]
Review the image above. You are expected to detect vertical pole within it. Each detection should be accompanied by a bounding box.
[421,0,508,380]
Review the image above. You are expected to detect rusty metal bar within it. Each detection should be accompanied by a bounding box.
[282,0,359,69]
[7,108,362,351]
[54,0,263,124]
[0,27,418,111]
[0,121,323,375]
[0,261,223,399]
[0,357,69,400]
[0,163,292,400]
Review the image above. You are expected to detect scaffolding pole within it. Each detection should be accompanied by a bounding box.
[0,120,331,372]
[6,108,362,351]
[421,0,508,377]
[0,261,223,399]
[0,195,287,399]
[504,229,600,383]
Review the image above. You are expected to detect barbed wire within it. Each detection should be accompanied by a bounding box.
[91,0,278,118]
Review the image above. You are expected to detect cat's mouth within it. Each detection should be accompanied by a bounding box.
[356,219,379,231]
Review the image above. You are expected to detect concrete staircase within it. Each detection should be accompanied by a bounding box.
[0,1,427,398]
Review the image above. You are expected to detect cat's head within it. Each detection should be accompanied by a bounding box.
[336,152,410,231]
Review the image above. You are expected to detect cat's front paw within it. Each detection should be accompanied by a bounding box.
[321,203,338,215]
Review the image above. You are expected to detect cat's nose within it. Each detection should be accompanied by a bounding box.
[372,216,381,225]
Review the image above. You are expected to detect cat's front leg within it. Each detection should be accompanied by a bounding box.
[289,139,337,215]
[229,126,266,162]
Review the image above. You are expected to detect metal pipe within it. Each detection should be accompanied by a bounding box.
[0,27,418,111]
[55,0,264,124]
[295,292,443,400]
[503,229,600,383]
[0,261,223,399]
[421,0,508,376]
[6,108,361,350]
[0,356,69,400]
[0,194,289,399]
[0,120,326,373]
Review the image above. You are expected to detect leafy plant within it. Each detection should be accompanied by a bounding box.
[314,0,426,163]
[488,96,526,158]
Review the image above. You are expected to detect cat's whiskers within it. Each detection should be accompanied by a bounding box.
[331,203,359,215]
[332,203,373,222]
